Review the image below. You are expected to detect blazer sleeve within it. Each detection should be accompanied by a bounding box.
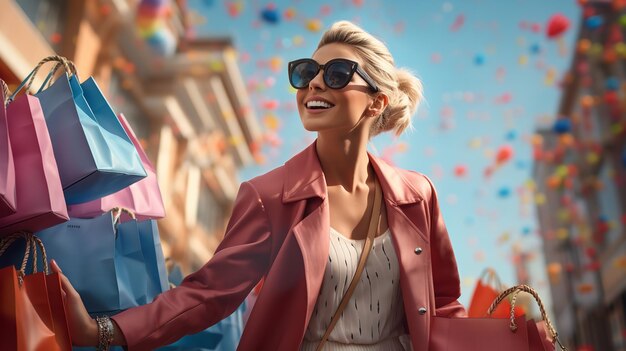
[111,181,273,351]
[425,175,467,318]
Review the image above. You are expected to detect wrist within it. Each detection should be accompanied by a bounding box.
[89,318,99,346]
[96,316,114,350]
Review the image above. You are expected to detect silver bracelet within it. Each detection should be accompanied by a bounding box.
[96,316,114,351]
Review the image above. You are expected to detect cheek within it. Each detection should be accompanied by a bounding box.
[342,95,370,117]
[296,90,306,104]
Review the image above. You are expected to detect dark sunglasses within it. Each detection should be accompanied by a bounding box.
[288,58,379,92]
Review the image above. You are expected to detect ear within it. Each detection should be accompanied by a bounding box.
[366,93,389,117]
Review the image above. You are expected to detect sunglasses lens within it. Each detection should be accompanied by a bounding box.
[291,61,318,89]
[324,61,354,88]
[289,59,359,89]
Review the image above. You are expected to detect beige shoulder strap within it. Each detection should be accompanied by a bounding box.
[316,180,382,351]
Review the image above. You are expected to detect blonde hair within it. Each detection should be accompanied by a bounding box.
[317,20,423,137]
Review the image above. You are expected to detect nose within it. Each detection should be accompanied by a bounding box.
[308,69,326,91]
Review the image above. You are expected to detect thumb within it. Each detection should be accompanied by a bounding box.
[51,259,63,273]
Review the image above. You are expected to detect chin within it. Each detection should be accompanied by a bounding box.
[300,120,322,132]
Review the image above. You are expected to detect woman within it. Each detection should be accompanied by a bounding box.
[52,20,466,350]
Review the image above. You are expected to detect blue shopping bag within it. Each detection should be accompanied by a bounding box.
[137,219,169,300]
[115,218,149,307]
[28,56,146,204]
[36,212,149,314]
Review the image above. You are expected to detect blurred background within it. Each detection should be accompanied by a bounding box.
[0,0,624,350]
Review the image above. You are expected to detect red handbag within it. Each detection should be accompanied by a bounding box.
[430,284,566,351]
[468,267,526,318]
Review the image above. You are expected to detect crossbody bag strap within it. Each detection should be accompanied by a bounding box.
[316,180,382,351]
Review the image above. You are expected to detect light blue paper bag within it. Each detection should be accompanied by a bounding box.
[28,57,146,204]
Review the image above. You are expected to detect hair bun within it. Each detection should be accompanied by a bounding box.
[376,68,423,136]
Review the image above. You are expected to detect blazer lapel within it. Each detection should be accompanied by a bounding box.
[283,141,330,326]
[291,201,330,325]
[368,153,427,241]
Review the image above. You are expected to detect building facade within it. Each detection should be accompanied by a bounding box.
[533,1,626,350]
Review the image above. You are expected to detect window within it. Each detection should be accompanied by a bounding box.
[16,0,67,50]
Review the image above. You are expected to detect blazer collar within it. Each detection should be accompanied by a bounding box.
[283,140,424,205]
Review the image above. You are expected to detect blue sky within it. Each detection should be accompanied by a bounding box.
[188,0,581,307]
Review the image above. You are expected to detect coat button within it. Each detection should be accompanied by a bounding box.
[414,247,423,255]
[418,307,427,315]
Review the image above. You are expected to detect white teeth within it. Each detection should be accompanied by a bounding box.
[306,100,333,109]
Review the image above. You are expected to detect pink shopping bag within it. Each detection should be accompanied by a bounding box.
[0,80,16,217]
[0,91,68,236]
[68,113,165,221]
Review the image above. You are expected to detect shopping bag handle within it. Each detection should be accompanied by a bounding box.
[0,233,50,276]
[8,55,74,102]
[112,207,137,224]
[28,235,50,275]
[112,207,137,237]
[487,284,566,350]
[39,58,79,93]
[477,267,505,291]
[0,233,33,285]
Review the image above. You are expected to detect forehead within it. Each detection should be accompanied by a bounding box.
[312,43,363,65]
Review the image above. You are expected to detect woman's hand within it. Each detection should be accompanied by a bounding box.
[50,259,98,346]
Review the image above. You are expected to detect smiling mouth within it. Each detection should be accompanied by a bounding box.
[305,100,335,109]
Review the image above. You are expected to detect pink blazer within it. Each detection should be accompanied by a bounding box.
[112,141,466,350]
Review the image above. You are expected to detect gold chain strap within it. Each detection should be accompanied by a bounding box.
[487,284,566,350]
